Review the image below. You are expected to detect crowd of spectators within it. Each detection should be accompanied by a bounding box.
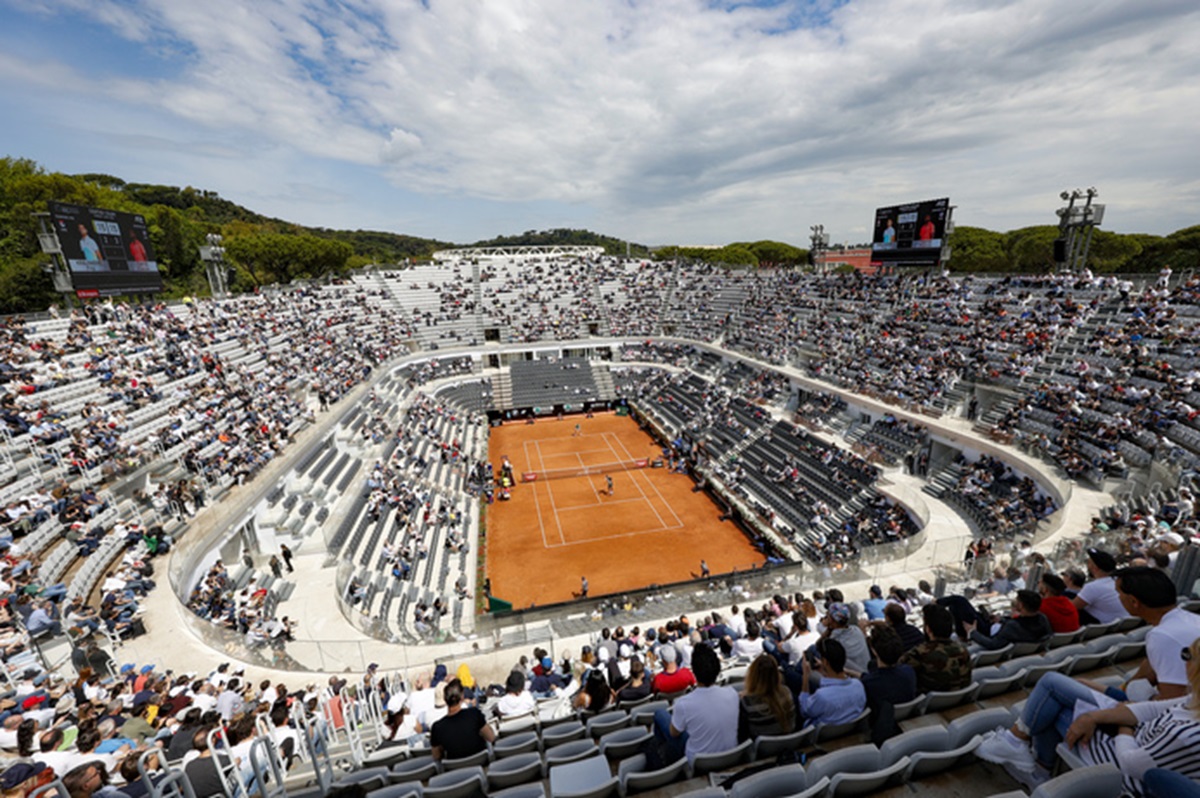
[3,260,1200,793]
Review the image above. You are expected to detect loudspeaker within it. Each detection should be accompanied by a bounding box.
[1053,239,1067,262]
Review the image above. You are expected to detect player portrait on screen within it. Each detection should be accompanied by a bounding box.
[128,231,147,262]
[882,218,897,244]
[919,214,937,241]
[78,223,103,262]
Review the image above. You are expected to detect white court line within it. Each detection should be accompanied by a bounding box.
[600,432,669,530]
[555,497,647,510]
[521,440,551,550]
[609,432,684,527]
[543,522,686,546]
[534,439,567,546]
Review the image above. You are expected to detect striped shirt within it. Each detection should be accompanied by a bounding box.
[1081,698,1200,796]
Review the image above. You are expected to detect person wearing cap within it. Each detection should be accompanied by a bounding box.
[607,643,636,691]
[1073,548,1131,625]
[0,761,51,794]
[1152,530,1186,568]
[811,603,870,676]
[651,644,696,694]
[530,657,566,697]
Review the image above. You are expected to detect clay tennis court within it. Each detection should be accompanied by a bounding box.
[485,412,764,608]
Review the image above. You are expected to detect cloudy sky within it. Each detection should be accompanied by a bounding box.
[1,0,1197,246]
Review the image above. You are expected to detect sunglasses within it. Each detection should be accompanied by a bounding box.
[1184,647,1193,662]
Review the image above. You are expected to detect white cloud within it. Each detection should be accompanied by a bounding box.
[1,0,1198,242]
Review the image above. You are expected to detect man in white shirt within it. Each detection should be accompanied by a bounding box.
[1088,566,1200,701]
[655,643,738,764]
[215,679,245,720]
[727,606,747,639]
[494,672,536,718]
[1072,548,1130,625]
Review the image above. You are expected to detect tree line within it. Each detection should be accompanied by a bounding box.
[0,157,1195,314]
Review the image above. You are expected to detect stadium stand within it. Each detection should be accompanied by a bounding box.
[1,260,1199,795]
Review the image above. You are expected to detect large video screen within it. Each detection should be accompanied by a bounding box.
[871,197,950,267]
[48,201,163,296]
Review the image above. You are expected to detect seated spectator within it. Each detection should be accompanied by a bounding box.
[651,645,696,695]
[615,658,653,703]
[430,678,494,761]
[654,642,738,764]
[861,627,917,744]
[737,654,795,742]
[1038,573,1081,633]
[977,636,1200,792]
[182,726,224,796]
[572,669,612,714]
[862,585,888,621]
[881,603,926,652]
[798,638,867,728]
[731,620,764,659]
[966,589,1053,651]
[25,601,61,638]
[1097,566,1200,701]
[494,671,536,718]
[814,603,871,676]
[778,613,821,666]
[1072,547,1130,625]
[901,604,972,693]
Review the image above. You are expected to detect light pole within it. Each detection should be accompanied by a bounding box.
[809,225,828,273]
[199,233,229,299]
[1054,188,1103,273]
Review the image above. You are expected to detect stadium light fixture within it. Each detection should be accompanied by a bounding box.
[1054,187,1102,275]
[199,233,230,300]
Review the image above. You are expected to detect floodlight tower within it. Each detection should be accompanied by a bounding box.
[1054,188,1103,273]
[199,233,230,300]
[809,225,829,273]
[32,212,76,308]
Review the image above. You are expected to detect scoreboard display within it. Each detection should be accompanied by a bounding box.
[871,197,950,267]
[48,201,163,296]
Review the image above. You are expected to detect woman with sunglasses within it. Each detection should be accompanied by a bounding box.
[977,637,1200,794]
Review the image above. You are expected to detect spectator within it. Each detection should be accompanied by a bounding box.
[738,654,795,741]
[901,604,972,693]
[815,603,870,676]
[1097,567,1200,701]
[1072,548,1131,625]
[966,589,1053,651]
[651,645,696,695]
[494,671,535,718]
[429,678,494,761]
[655,643,738,764]
[798,638,866,728]
[861,626,917,744]
[1038,573,1081,633]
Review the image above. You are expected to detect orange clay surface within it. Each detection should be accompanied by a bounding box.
[485,412,764,608]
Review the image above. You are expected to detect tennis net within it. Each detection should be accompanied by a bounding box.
[521,458,649,483]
